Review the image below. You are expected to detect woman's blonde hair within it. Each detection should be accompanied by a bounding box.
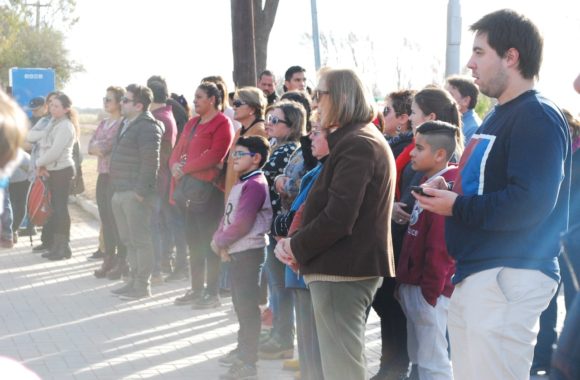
[235,87,267,119]
[319,68,376,129]
[266,100,306,145]
[0,89,28,169]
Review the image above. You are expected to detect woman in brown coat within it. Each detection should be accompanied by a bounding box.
[275,68,397,380]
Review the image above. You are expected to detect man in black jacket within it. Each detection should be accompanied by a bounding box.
[109,84,162,300]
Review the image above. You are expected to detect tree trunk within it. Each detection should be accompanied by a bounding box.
[231,0,279,87]
[231,0,256,87]
[253,0,279,76]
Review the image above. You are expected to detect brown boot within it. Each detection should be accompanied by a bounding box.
[94,254,116,278]
[106,257,129,280]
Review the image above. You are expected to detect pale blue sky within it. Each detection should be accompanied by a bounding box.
[63,0,580,113]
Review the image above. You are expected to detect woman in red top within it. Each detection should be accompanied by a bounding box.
[169,81,234,309]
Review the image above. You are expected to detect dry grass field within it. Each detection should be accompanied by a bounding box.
[79,123,98,202]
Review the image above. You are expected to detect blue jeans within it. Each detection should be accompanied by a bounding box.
[265,240,295,345]
[151,196,188,275]
[1,187,13,240]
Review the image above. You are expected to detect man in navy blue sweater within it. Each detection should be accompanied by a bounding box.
[415,9,572,380]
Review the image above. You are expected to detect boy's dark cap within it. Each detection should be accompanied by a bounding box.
[28,97,46,109]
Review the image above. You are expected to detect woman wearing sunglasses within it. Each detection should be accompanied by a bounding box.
[275,69,396,380]
[259,100,306,360]
[224,87,268,202]
[89,86,128,279]
[383,90,415,158]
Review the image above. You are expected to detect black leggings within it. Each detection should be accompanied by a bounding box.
[186,187,224,296]
[46,166,74,239]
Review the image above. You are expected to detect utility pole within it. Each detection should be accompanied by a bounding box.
[24,0,49,30]
[445,0,462,77]
[310,0,321,71]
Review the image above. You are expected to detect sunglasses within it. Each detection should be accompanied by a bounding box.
[103,97,114,103]
[121,97,134,104]
[313,89,330,102]
[232,99,247,108]
[231,151,256,159]
[383,106,392,117]
[267,114,289,126]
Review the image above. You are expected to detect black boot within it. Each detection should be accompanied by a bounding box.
[106,257,129,280]
[95,254,117,278]
[33,242,51,252]
[46,234,72,260]
[42,235,62,258]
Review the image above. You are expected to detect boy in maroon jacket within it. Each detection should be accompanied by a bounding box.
[396,121,460,379]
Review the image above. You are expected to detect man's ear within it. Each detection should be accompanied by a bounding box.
[504,47,520,70]
[460,95,471,111]
[435,148,448,163]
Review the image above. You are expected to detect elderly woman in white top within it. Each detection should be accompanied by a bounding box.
[27,92,76,260]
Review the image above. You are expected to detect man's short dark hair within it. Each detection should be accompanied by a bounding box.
[446,76,479,109]
[470,9,543,79]
[416,120,459,160]
[235,135,270,168]
[259,70,275,81]
[126,84,153,110]
[148,81,169,103]
[284,66,306,82]
[147,75,167,88]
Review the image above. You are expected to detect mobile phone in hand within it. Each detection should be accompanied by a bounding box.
[410,185,434,197]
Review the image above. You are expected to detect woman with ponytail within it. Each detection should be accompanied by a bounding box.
[35,92,76,260]
[169,81,234,309]
[375,87,462,379]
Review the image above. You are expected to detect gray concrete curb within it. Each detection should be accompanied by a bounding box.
[72,195,100,221]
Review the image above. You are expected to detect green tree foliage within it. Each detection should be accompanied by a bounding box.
[0,2,83,89]
[475,93,494,119]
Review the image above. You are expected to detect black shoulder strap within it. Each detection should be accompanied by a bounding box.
[186,117,203,143]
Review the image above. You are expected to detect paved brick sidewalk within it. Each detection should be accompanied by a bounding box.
[0,204,383,379]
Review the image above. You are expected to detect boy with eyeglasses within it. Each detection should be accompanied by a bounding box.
[212,136,272,380]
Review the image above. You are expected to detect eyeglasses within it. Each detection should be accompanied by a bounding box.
[310,129,323,137]
[232,99,247,108]
[267,114,289,126]
[313,89,330,102]
[121,97,134,104]
[231,151,256,159]
[103,97,114,103]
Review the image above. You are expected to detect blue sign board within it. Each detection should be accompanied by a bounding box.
[9,68,56,115]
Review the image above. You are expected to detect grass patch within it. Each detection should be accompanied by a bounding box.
[81,158,98,202]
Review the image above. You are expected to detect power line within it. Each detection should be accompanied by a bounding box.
[23,1,49,30]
